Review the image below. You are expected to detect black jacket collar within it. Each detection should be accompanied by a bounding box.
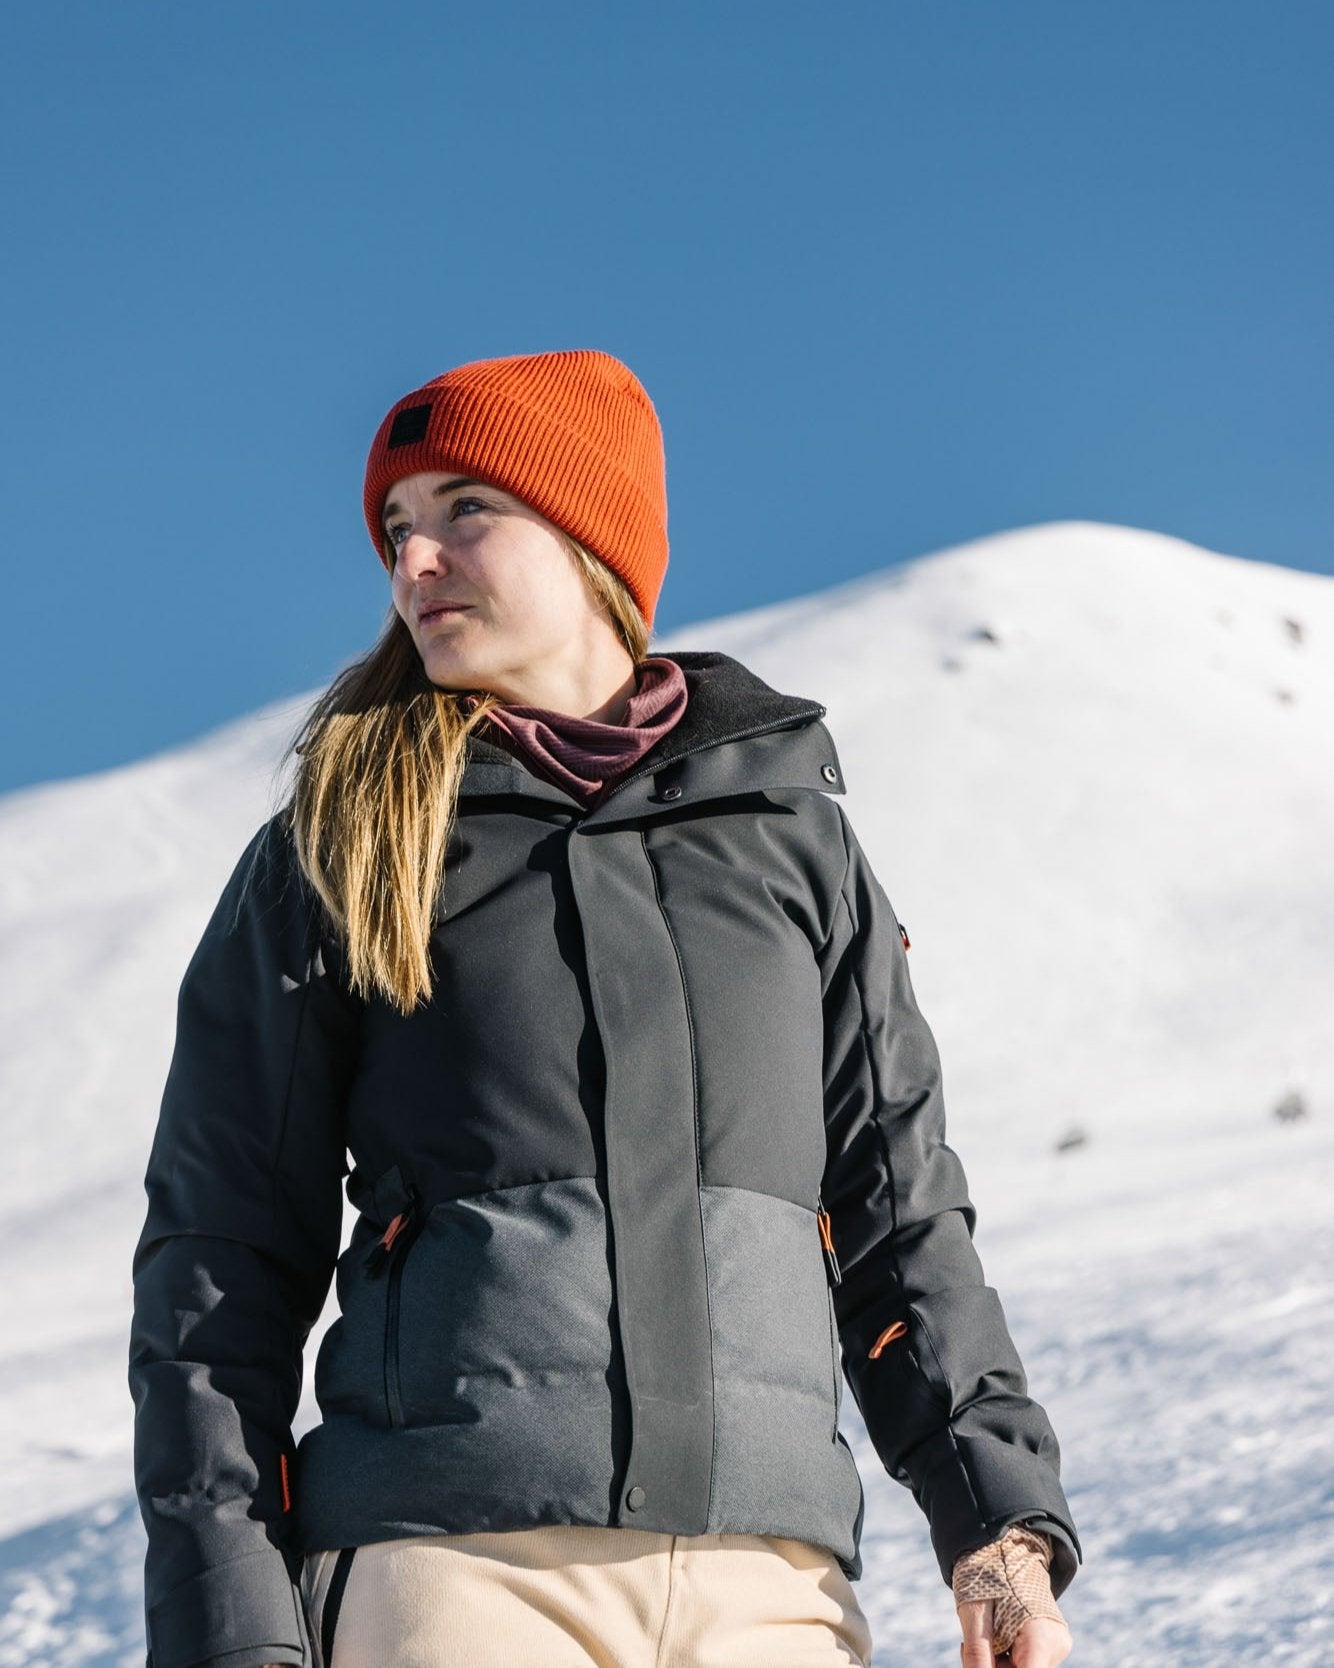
[458,649,845,813]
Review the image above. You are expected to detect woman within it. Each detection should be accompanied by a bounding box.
[129,350,1081,1667]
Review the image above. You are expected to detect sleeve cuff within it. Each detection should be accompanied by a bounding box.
[146,1546,309,1668]
[912,1427,1083,1596]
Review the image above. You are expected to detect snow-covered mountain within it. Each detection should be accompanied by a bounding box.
[1,521,1329,1664]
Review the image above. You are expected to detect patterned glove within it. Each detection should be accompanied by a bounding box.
[951,1524,1067,1657]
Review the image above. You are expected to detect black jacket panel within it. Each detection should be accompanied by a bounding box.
[818,805,1080,1595]
[130,649,1080,1668]
[129,816,359,1667]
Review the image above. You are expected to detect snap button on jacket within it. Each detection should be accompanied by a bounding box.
[129,650,1081,1668]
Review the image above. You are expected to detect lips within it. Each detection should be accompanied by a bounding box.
[417,603,471,625]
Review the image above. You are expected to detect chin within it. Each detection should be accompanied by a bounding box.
[422,652,485,694]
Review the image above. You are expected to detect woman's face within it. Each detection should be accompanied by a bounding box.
[383,470,616,705]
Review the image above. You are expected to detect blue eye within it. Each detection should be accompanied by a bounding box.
[385,496,487,551]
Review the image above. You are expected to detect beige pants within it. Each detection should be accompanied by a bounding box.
[301,1524,874,1667]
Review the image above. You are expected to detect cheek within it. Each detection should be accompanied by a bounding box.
[516,578,581,639]
[525,547,592,615]
[389,571,413,625]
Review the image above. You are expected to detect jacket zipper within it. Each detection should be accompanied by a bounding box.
[817,1190,843,1437]
[365,1185,424,1429]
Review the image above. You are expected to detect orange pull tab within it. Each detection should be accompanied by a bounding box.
[898,922,911,952]
[380,1210,410,1253]
[816,1193,842,1286]
[279,1451,292,1513]
[868,1320,909,1359]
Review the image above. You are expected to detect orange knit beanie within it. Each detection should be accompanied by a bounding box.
[363,349,669,627]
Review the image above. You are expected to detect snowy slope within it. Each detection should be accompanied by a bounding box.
[1,520,1330,1664]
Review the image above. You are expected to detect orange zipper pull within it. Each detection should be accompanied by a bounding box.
[380,1210,410,1253]
[868,1320,909,1358]
[365,1186,424,1278]
[816,1191,842,1286]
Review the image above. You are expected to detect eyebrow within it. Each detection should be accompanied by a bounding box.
[381,477,488,530]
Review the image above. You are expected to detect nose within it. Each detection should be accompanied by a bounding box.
[396,529,447,579]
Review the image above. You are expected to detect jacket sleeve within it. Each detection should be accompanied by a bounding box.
[128,814,359,1668]
[816,804,1082,1597]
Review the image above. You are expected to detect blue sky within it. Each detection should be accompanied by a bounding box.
[2,0,1330,794]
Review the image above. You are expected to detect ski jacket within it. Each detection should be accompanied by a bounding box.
[129,649,1081,1668]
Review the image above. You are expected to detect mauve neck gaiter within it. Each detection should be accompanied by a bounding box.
[465,656,689,808]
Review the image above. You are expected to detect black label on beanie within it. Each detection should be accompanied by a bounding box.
[388,404,432,448]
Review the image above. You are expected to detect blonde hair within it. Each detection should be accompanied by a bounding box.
[281,536,651,1016]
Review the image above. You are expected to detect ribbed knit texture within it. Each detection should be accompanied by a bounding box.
[364,350,669,627]
[465,656,688,809]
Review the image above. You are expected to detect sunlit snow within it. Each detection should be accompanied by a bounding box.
[1,521,1329,1665]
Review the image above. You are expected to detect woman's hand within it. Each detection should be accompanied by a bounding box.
[958,1600,1073,1665]
[952,1523,1072,1664]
